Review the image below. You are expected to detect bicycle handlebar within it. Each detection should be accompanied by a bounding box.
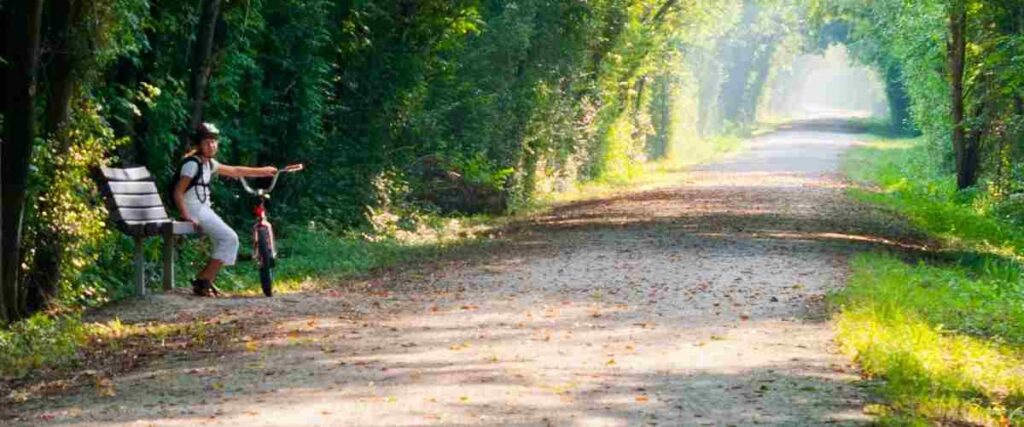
[239,164,303,196]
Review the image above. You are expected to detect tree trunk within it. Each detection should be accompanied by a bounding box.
[649,0,679,26]
[884,63,916,134]
[44,0,81,140]
[741,39,777,125]
[648,74,671,159]
[1,0,46,323]
[182,0,223,153]
[718,0,759,127]
[109,56,147,165]
[719,44,753,125]
[948,1,975,190]
[26,0,85,313]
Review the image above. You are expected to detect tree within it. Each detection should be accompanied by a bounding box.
[947,0,977,189]
[182,0,223,153]
[1,0,45,323]
[26,0,89,311]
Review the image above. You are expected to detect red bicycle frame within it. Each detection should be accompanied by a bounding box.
[251,200,276,264]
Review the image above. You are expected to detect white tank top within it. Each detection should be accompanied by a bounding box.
[180,158,220,208]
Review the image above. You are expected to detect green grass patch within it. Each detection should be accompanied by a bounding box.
[185,213,501,295]
[844,138,1024,260]
[1,311,247,389]
[835,254,1024,426]
[837,136,1024,425]
[0,313,86,379]
[540,133,744,205]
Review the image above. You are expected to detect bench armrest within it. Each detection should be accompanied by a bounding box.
[170,221,199,235]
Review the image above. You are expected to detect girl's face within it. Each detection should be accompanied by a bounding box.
[199,137,219,158]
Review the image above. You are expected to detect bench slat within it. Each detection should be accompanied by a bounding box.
[101,166,153,181]
[112,194,166,208]
[107,181,159,195]
[114,207,169,222]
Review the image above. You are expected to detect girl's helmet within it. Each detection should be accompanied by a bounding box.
[193,122,220,143]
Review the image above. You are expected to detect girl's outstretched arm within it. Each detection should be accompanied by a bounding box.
[218,164,277,178]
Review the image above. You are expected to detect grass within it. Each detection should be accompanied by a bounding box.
[0,313,85,379]
[837,135,1024,426]
[1,311,250,404]
[0,312,227,375]
[540,133,745,205]
[844,138,1024,260]
[203,215,501,295]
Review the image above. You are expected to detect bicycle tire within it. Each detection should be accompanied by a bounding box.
[257,227,274,297]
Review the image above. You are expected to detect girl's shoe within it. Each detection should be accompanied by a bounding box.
[192,278,219,297]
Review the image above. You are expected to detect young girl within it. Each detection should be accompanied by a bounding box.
[173,122,277,296]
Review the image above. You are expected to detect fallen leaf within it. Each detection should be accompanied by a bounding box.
[8,390,30,403]
[450,342,471,351]
[95,377,116,397]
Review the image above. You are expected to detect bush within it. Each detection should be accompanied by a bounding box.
[0,314,86,378]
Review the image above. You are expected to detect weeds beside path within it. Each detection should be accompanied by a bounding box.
[3,120,926,426]
[834,137,1024,426]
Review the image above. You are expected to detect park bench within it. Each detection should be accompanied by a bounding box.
[95,166,197,295]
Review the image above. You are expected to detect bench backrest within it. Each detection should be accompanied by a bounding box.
[97,166,172,237]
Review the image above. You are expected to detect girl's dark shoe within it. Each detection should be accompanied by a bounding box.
[192,278,220,297]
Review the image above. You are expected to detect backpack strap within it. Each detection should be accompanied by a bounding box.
[181,156,208,191]
[179,156,211,204]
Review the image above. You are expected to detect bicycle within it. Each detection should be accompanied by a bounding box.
[238,164,304,297]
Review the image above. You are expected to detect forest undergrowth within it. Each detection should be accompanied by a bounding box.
[836,136,1024,426]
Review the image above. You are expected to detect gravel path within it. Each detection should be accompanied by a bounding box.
[6,121,925,426]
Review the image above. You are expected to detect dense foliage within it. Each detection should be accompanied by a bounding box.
[815,0,1024,191]
[4,0,830,320]
[9,0,1016,324]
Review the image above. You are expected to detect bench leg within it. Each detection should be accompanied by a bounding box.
[133,235,146,296]
[162,231,175,291]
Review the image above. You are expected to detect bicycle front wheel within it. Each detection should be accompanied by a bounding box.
[257,227,274,297]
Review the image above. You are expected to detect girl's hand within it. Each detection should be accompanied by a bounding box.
[261,166,278,177]
[183,217,201,232]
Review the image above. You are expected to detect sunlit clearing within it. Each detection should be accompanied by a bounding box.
[765,45,888,121]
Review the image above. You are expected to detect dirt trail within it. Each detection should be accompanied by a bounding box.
[7,121,925,426]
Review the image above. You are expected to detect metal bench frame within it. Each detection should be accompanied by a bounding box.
[95,166,197,295]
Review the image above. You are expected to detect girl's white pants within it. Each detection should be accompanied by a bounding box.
[187,203,239,266]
